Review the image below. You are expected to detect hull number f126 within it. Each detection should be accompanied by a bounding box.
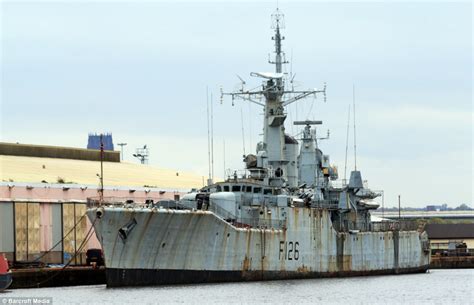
[279,241,299,260]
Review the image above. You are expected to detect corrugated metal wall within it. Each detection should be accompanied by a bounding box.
[28,203,41,258]
[40,203,52,251]
[0,202,14,261]
[75,203,88,264]
[0,201,92,264]
[63,203,87,265]
[51,203,63,255]
[39,203,63,263]
[14,202,27,261]
[15,202,41,261]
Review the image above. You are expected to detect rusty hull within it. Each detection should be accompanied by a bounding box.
[87,207,430,287]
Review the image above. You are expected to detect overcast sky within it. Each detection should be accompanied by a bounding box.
[1,1,472,207]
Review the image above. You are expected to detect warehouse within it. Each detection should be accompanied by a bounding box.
[425,223,474,254]
[0,142,203,265]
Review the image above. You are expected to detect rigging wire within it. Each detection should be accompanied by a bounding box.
[206,87,211,182]
[353,84,357,171]
[211,92,215,180]
[32,212,87,262]
[344,104,351,184]
[295,102,298,137]
[223,140,226,179]
[305,95,316,120]
[240,105,246,156]
[248,102,252,154]
[17,216,98,288]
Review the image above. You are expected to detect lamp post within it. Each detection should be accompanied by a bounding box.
[117,143,127,161]
[133,145,149,164]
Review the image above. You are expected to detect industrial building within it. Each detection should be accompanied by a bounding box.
[0,142,203,265]
[425,223,474,254]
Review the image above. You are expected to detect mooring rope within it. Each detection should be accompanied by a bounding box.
[14,216,98,289]
[32,213,88,263]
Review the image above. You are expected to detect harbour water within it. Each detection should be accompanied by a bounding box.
[2,269,473,304]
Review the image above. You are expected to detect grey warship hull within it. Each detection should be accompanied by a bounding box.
[87,8,431,287]
[87,207,430,287]
[105,266,429,287]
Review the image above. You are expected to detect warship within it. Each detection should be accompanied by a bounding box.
[87,9,430,287]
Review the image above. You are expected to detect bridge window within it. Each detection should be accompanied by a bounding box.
[223,185,230,192]
[216,185,222,192]
[253,187,262,194]
[263,188,272,195]
[245,186,252,192]
[232,185,241,192]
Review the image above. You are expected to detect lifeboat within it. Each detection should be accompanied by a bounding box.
[0,254,12,291]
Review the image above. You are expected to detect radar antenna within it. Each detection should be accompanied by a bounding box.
[269,8,288,77]
[219,9,327,188]
[221,8,326,107]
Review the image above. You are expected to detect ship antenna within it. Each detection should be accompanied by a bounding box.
[353,84,357,171]
[344,104,351,185]
[220,8,328,190]
[270,8,288,77]
[223,140,226,180]
[206,87,212,184]
[248,102,252,155]
[211,92,215,181]
[290,48,294,90]
[240,106,246,157]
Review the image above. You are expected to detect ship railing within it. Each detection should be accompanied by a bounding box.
[334,220,369,232]
[86,197,188,209]
[334,219,421,232]
[87,197,145,208]
[224,168,281,181]
[233,218,284,230]
[207,203,284,229]
[310,200,339,209]
[331,179,369,189]
[330,180,346,189]
[207,203,237,221]
[224,169,252,181]
[372,220,421,232]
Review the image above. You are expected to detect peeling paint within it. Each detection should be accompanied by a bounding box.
[87,206,430,286]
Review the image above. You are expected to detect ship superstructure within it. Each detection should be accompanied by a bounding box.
[87,9,430,287]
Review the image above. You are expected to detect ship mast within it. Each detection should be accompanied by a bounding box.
[269,9,286,77]
[221,8,327,187]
